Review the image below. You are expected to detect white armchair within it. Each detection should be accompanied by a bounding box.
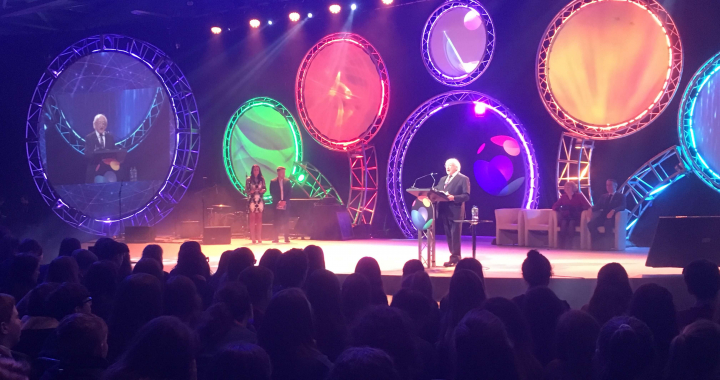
[495,208,525,246]
[523,209,557,248]
[582,210,630,250]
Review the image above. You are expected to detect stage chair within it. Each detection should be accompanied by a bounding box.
[495,208,525,246]
[582,210,630,250]
[523,209,556,248]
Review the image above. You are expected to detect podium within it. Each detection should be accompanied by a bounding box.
[86,148,127,183]
[406,188,449,268]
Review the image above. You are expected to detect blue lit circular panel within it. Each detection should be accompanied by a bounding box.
[421,0,495,87]
[26,35,200,235]
[387,91,539,238]
[679,51,720,193]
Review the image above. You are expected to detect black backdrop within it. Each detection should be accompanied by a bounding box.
[2,0,720,245]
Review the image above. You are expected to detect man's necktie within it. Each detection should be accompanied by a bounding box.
[100,134,105,149]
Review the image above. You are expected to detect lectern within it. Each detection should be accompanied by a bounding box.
[406,188,449,268]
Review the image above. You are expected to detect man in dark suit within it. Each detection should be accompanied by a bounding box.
[269,166,292,243]
[587,179,627,249]
[84,114,116,183]
[436,158,471,267]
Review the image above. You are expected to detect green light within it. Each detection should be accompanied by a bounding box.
[297,173,306,182]
[223,97,303,197]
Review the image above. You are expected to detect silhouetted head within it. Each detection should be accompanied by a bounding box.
[83,261,117,298]
[482,297,533,351]
[306,269,342,319]
[327,347,400,380]
[72,249,98,277]
[454,309,519,380]
[0,294,21,349]
[108,274,164,357]
[355,257,386,304]
[402,259,424,278]
[391,288,432,332]
[164,275,202,324]
[595,316,655,380]
[455,258,485,284]
[226,247,256,281]
[207,343,272,380]
[682,259,720,301]
[213,281,252,324]
[588,263,633,326]
[17,239,42,258]
[46,256,80,283]
[304,245,325,277]
[142,244,164,270]
[274,249,308,289]
[521,250,552,287]
[628,283,678,360]
[174,241,210,280]
[447,269,486,330]
[58,238,81,257]
[55,313,108,361]
[666,320,720,380]
[94,238,122,265]
[258,288,315,357]
[342,273,372,323]
[400,271,433,301]
[26,282,61,317]
[523,286,567,365]
[238,266,273,312]
[350,306,415,378]
[258,249,282,275]
[554,310,600,366]
[47,282,92,320]
[133,257,164,282]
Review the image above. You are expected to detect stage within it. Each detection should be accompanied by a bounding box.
[118,236,693,310]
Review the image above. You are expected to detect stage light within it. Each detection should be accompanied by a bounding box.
[351,3,357,10]
[289,12,300,22]
[382,0,393,4]
[249,19,260,28]
[297,173,306,182]
[329,4,341,13]
[210,26,222,34]
[268,20,273,25]
[474,102,487,115]
[308,13,313,18]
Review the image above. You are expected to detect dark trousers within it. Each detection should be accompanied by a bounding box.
[557,214,579,249]
[441,213,461,258]
[274,209,289,240]
[587,212,614,249]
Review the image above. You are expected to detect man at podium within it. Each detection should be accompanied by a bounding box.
[436,158,470,267]
[85,114,117,183]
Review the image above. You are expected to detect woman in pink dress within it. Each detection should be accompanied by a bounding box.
[552,182,591,249]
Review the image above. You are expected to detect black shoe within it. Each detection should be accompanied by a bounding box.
[443,256,460,267]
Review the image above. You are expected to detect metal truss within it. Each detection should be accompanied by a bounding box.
[556,132,594,204]
[418,222,436,268]
[296,32,390,152]
[678,50,720,193]
[48,87,164,155]
[26,34,200,235]
[537,0,683,140]
[421,0,495,87]
[388,90,539,238]
[619,146,689,237]
[291,161,343,205]
[348,145,378,226]
[222,97,303,196]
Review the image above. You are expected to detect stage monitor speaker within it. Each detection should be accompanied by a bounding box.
[125,226,155,243]
[203,226,231,245]
[646,216,720,268]
[179,221,202,239]
[311,204,353,240]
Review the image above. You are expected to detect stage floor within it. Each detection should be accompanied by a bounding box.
[118,236,690,309]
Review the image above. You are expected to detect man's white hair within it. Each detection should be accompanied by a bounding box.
[93,114,107,124]
[445,158,461,171]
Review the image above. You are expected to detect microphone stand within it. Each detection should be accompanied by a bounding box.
[412,173,437,189]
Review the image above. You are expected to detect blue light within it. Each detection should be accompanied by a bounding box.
[351,3,357,10]
[626,218,638,231]
[308,13,313,18]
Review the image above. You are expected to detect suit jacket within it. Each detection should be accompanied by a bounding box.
[269,178,292,206]
[436,172,471,220]
[592,192,627,214]
[84,131,116,160]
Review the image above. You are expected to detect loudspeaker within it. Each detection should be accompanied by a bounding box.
[646,216,720,268]
[203,227,231,245]
[125,226,155,243]
[311,204,353,240]
[179,221,202,239]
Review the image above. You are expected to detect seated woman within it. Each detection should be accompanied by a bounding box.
[552,182,590,249]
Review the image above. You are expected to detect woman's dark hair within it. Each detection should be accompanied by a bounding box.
[164,275,202,325]
[116,242,132,281]
[249,164,264,183]
[682,259,720,300]
[206,343,271,380]
[72,249,98,275]
[82,261,117,321]
[258,288,316,357]
[227,248,255,282]
[354,257,387,305]
[401,271,433,301]
[58,237,81,257]
[554,310,600,378]
[454,309,520,380]
[665,320,720,380]
[328,347,401,380]
[274,248,308,290]
[628,283,678,364]
[141,244,164,268]
[213,281,252,323]
[341,273,372,323]
[523,286,567,366]
[402,259,424,278]
[173,241,210,280]
[132,258,164,282]
[1,253,39,301]
[93,237,117,262]
[196,302,243,353]
[521,250,552,287]
[55,313,108,362]
[107,273,164,361]
[18,238,42,257]
[588,263,633,326]
[455,258,485,285]
[105,316,198,380]
[349,306,416,379]
[46,256,80,283]
[441,269,486,341]
[595,316,655,380]
[237,266,273,311]
[304,245,325,277]
[26,282,61,317]
[46,282,91,320]
[258,249,282,275]
[306,269,347,361]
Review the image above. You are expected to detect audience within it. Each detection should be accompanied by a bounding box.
[258,288,331,380]
[354,257,388,306]
[0,233,718,380]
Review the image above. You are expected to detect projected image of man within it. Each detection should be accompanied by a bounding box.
[85,114,116,183]
[437,158,470,267]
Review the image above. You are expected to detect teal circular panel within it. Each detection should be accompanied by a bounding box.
[225,98,302,197]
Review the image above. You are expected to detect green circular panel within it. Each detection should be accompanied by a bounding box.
[223,98,302,197]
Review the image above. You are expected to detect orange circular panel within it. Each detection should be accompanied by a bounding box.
[537,0,682,140]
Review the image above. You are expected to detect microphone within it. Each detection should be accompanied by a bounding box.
[412,172,438,189]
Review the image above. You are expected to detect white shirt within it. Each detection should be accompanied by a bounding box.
[95,131,105,149]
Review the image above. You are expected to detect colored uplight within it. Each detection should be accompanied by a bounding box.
[210,27,222,34]
[351,3,357,10]
[474,102,487,115]
[297,173,306,182]
[382,0,393,4]
[289,12,300,22]
[249,19,260,28]
[329,4,341,13]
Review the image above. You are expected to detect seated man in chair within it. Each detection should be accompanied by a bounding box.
[587,179,626,250]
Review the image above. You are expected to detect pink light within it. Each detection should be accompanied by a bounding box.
[289,12,300,22]
[329,4,341,13]
[474,102,487,115]
[210,26,222,35]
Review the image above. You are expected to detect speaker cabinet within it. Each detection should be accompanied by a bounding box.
[179,221,202,239]
[203,227,231,245]
[311,204,353,240]
[646,216,720,268]
[125,226,155,243]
